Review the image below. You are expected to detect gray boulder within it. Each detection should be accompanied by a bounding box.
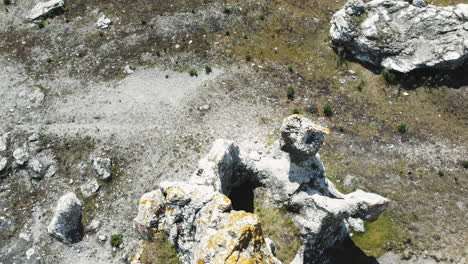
[27,0,65,21]
[92,157,112,181]
[330,0,468,73]
[47,192,83,243]
[28,158,44,179]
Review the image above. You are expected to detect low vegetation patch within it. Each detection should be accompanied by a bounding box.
[323,104,333,117]
[140,233,180,264]
[397,123,408,134]
[351,211,409,257]
[255,207,301,263]
[110,234,123,247]
[287,86,295,100]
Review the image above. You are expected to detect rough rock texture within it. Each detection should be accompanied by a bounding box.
[27,0,65,21]
[13,146,29,166]
[92,157,112,181]
[0,156,7,172]
[330,0,468,73]
[80,178,100,199]
[47,192,83,244]
[0,133,7,152]
[132,115,389,264]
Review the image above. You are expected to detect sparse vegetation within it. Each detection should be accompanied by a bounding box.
[255,207,301,263]
[397,123,408,134]
[223,7,231,14]
[357,80,365,91]
[287,65,294,73]
[188,69,198,77]
[245,54,252,62]
[323,104,333,117]
[382,68,398,84]
[110,234,123,247]
[287,86,295,100]
[461,160,468,169]
[204,65,212,74]
[140,233,180,264]
[292,108,300,114]
[352,211,409,257]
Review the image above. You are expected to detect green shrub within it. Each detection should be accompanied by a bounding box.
[110,234,123,247]
[225,31,230,36]
[205,65,212,74]
[397,123,408,134]
[189,69,198,77]
[245,54,252,62]
[462,160,468,169]
[37,21,45,29]
[256,207,301,263]
[357,80,365,91]
[292,108,300,114]
[323,104,333,117]
[287,86,295,100]
[223,7,231,14]
[140,233,180,264]
[382,68,398,84]
[287,65,294,73]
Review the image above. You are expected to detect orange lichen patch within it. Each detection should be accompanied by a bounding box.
[140,200,148,205]
[166,187,188,201]
[212,193,232,212]
[196,211,277,264]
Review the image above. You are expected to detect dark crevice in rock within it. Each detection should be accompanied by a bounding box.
[228,182,256,213]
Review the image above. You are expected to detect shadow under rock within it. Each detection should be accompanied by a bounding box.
[324,236,380,264]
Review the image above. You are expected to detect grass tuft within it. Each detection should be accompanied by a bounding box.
[323,104,333,117]
[255,207,301,263]
[140,232,180,264]
[397,123,408,134]
[110,234,123,247]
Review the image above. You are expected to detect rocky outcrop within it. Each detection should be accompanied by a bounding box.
[27,0,65,21]
[330,0,468,73]
[48,192,83,244]
[132,115,390,264]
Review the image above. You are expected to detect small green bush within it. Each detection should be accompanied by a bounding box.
[189,69,198,77]
[397,123,408,134]
[323,104,333,117]
[37,21,45,29]
[110,234,123,247]
[205,65,212,74]
[382,68,398,84]
[225,31,230,36]
[223,7,231,14]
[357,80,365,91]
[462,160,468,169]
[292,108,300,115]
[245,54,252,62]
[287,86,295,100]
[287,65,294,73]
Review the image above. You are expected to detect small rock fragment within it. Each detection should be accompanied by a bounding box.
[80,178,100,198]
[98,235,107,242]
[93,157,112,181]
[0,156,7,172]
[0,133,8,151]
[28,158,44,179]
[198,104,210,111]
[13,147,29,166]
[87,219,101,232]
[124,65,134,75]
[96,13,112,29]
[48,192,83,243]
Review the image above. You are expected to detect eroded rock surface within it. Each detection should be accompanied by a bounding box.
[132,115,389,264]
[330,0,468,73]
[27,0,65,21]
[47,192,83,244]
[92,157,112,181]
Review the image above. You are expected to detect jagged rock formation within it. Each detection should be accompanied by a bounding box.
[330,0,468,73]
[47,192,83,243]
[132,115,390,264]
